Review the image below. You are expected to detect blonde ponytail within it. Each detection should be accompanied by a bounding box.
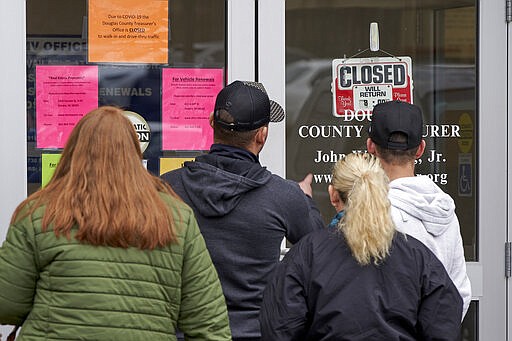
[331,153,395,265]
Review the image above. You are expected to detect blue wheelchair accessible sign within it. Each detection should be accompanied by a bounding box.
[458,154,472,196]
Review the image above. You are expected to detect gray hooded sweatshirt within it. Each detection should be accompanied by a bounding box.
[161,144,324,340]
[388,175,471,320]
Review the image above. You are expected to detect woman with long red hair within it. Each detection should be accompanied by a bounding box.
[0,106,230,340]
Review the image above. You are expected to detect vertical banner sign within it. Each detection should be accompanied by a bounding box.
[88,0,168,64]
[36,65,99,149]
[161,68,223,151]
[332,57,413,117]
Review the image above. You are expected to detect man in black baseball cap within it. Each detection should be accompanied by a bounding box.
[368,99,423,152]
[161,80,323,340]
[213,80,285,131]
[367,100,426,175]
[367,100,471,321]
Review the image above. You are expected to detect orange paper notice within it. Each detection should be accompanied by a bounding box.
[88,0,168,64]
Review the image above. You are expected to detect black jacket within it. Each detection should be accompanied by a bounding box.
[161,143,324,340]
[260,229,462,341]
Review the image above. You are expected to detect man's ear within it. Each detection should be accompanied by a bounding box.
[256,125,268,145]
[415,140,426,158]
[367,138,377,155]
[209,112,215,128]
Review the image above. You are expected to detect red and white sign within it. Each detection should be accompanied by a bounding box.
[332,56,413,117]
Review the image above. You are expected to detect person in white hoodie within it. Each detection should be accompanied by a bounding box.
[367,100,471,320]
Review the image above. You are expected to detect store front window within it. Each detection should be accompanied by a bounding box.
[26,0,226,194]
[285,1,477,339]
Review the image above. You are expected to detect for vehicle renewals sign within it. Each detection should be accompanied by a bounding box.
[332,56,413,117]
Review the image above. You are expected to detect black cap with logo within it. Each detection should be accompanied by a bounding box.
[214,80,285,131]
[368,100,423,150]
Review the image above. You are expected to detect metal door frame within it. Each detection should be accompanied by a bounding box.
[479,0,508,339]
[0,3,26,236]
[0,3,26,341]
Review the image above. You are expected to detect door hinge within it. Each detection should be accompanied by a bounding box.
[506,242,511,277]
[507,0,512,23]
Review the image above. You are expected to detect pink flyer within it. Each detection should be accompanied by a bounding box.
[162,68,223,150]
[36,65,99,149]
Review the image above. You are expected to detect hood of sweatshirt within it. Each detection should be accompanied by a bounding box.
[179,144,272,217]
[388,175,456,236]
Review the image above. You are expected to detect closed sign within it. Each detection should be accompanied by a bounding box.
[332,56,413,117]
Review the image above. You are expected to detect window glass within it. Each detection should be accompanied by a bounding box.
[286,1,477,337]
[285,2,477,337]
[26,0,226,194]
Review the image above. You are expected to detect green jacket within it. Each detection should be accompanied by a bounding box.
[0,195,231,340]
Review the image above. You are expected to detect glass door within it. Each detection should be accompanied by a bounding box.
[0,0,257,338]
[260,0,508,339]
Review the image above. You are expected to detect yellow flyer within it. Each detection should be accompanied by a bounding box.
[160,158,195,175]
[88,0,168,63]
[41,154,62,187]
